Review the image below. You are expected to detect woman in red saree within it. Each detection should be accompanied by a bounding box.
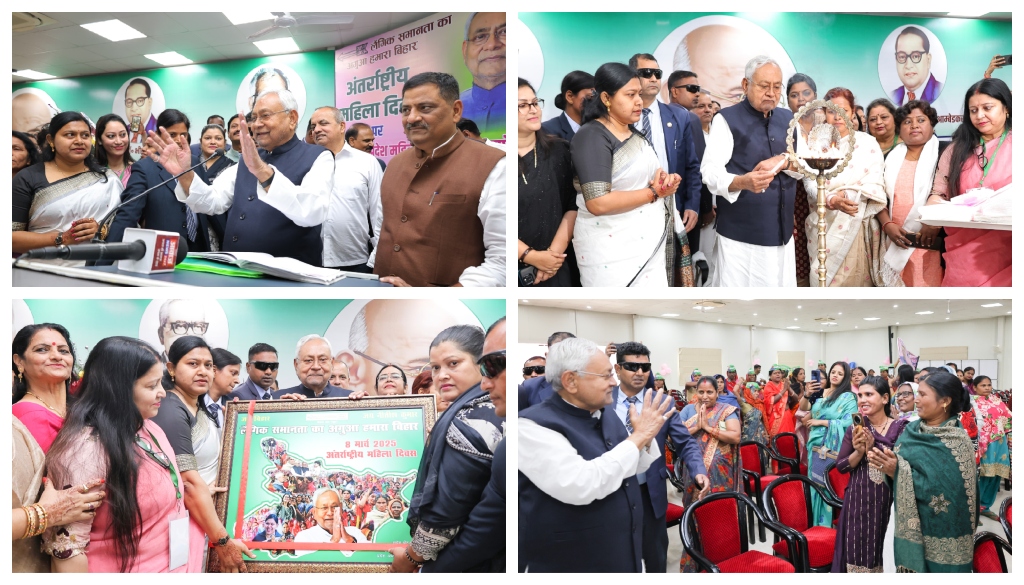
[763,365,796,437]
[926,78,1011,286]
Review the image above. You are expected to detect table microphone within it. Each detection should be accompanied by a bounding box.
[22,228,188,274]
[93,148,225,243]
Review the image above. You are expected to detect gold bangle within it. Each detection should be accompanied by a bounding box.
[23,505,37,540]
[33,503,48,536]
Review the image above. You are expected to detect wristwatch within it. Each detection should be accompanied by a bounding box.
[260,170,275,190]
[210,535,229,548]
[54,231,64,246]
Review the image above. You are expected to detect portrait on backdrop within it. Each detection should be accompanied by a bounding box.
[12,87,60,138]
[878,25,947,107]
[237,63,308,125]
[112,76,166,160]
[138,299,229,362]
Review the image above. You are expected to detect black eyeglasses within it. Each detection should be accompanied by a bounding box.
[673,84,700,93]
[518,99,545,113]
[636,68,663,80]
[895,51,926,64]
[167,321,209,335]
[124,97,150,108]
[619,362,652,373]
[477,350,506,378]
[523,365,545,376]
[251,361,279,372]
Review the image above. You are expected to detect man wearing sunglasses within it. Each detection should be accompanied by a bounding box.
[229,342,281,401]
[518,331,575,411]
[522,356,545,381]
[609,342,708,572]
[628,53,703,255]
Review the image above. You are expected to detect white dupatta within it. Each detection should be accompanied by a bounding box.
[880,135,939,282]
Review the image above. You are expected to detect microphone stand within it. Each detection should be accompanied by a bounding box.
[93,149,224,243]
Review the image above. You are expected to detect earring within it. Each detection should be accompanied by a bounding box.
[170,374,175,382]
[18,370,23,383]
[603,101,610,107]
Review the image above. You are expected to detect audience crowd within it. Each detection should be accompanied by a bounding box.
[518,331,1012,572]
[519,42,1011,287]
[12,317,507,573]
[13,70,506,287]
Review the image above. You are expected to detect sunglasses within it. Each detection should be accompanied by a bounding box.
[477,350,506,378]
[619,362,652,373]
[673,83,700,93]
[252,361,279,371]
[523,365,545,376]
[636,68,663,80]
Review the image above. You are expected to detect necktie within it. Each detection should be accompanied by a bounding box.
[641,108,654,147]
[625,395,639,433]
[262,391,271,400]
[208,402,221,427]
[185,207,198,242]
[907,91,916,102]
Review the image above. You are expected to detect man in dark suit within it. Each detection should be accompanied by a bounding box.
[105,112,216,255]
[273,335,361,399]
[518,331,575,411]
[606,341,709,572]
[629,54,702,271]
[229,342,280,401]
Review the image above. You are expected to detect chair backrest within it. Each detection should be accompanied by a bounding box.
[690,495,745,565]
[771,433,800,474]
[973,532,1010,573]
[1000,496,1012,543]
[765,476,811,531]
[739,441,765,474]
[825,461,849,500]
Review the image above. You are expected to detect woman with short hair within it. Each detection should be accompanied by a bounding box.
[375,364,409,396]
[865,98,901,158]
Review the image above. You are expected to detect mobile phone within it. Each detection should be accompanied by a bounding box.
[130,115,142,133]
[811,369,822,383]
[999,54,1012,66]
[519,265,536,286]
[851,413,864,427]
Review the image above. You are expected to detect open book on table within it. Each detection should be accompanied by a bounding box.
[187,252,378,285]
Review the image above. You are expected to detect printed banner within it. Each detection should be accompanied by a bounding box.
[336,12,507,162]
[897,337,920,369]
[213,397,434,571]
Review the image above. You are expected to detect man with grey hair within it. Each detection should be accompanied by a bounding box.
[308,105,383,273]
[156,299,208,362]
[518,337,677,572]
[150,88,334,266]
[274,334,357,399]
[460,12,506,133]
[701,55,802,287]
[293,487,368,557]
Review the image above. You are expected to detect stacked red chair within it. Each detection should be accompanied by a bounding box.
[763,474,843,572]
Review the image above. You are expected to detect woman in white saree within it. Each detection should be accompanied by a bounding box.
[877,100,943,287]
[570,62,685,287]
[802,88,888,287]
[12,111,121,266]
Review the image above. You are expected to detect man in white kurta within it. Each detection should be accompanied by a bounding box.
[293,488,368,558]
[700,57,803,287]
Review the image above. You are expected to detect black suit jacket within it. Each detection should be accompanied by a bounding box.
[605,386,707,520]
[540,112,576,142]
[661,103,702,216]
[273,384,352,399]
[227,378,274,401]
[518,375,555,412]
[106,155,215,252]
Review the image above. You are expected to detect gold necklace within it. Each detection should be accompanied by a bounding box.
[25,390,65,417]
[870,417,891,435]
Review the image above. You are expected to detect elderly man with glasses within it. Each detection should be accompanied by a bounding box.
[459,12,506,134]
[518,337,681,572]
[148,88,334,267]
[274,335,363,399]
[701,55,804,286]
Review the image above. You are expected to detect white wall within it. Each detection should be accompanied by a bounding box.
[521,308,1013,389]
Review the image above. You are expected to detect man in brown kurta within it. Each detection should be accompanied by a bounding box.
[372,72,506,287]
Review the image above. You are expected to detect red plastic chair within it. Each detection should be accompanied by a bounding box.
[680,491,800,573]
[740,440,794,543]
[822,461,849,502]
[667,503,685,528]
[999,496,1011,544]
[763,474,843,572]
[973,531,1011,573]
[771,432,803,475]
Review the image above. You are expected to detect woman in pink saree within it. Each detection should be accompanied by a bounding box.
[927,78,1011,286]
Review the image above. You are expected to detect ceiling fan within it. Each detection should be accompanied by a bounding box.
[247,12,355,40]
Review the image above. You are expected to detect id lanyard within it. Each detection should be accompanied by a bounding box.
[144,429,182,501]
[978,129,1008,187]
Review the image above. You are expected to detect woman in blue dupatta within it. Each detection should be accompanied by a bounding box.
[804,361,857,526]
[678,377,741,573]
[868,370,976,573]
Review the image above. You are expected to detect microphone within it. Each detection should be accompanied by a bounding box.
[23,228,188,274]
[93,149,225,242]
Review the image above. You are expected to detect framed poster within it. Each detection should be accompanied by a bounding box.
[210,395,436,572]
